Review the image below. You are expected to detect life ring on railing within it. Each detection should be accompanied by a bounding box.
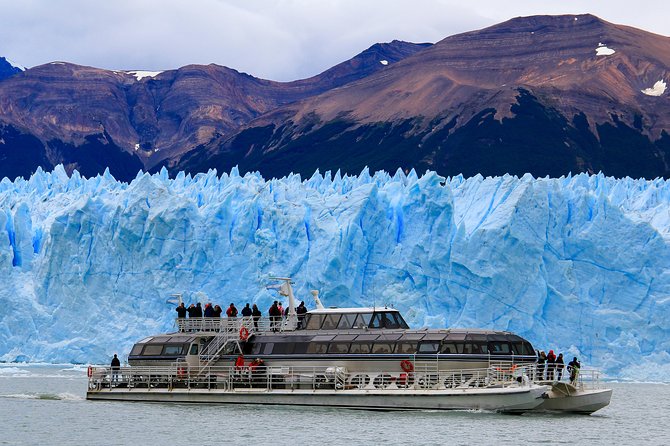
[87,366,93,378]
[400,360,414,373]
[239,326,250,341]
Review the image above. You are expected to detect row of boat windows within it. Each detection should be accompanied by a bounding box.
[130,343,188,356]
[247,340,535,356]
[304,312,410,330]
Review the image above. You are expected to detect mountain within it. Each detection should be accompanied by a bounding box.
[170,14,670,180]
[1,167,669,381]
[0,42,429,182]
[0,57,23,81]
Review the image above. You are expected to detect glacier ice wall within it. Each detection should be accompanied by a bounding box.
[0,166,669,381]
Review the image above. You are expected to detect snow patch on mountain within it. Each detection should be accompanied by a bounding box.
[126,70,163,81]
[595,43,615,56]
[641,80,667,97]
[0,167,668,381]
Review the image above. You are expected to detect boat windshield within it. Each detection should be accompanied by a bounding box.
[303,311,409,330]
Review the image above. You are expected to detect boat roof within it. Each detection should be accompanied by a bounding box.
[307,307,399,314]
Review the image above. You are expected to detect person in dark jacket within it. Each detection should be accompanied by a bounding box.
[269,301,281,331]
[110,353,121,384]
[212,305,223,318]
[556,353,565,381]
[241,303,252,318]
[186,304,197,318]
[204,303,214,317]
[251,304,262,330]
[568,357,581,384]
[194,302,203,318]
[296,301,307,329]
[537,351,547,381]
[175,303,187,318]
[546,349,557,380]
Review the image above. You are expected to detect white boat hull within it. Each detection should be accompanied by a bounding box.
[535,382,612,414]
[87,385,547,413]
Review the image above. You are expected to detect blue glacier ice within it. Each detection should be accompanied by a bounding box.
[0,165,669,381]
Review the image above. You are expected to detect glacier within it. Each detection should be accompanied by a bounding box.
[0,165,669,381]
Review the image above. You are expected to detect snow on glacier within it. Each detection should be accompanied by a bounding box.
[1,166,670,381]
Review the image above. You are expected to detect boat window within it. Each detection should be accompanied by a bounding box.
[511,341,534,355]
[142,344,163,356]
[293,343,309,354]
[333,334,357,342]
[251,343,263,355]
[383,313,400,329]
[417,342,439,354]
[371,343,394,354]
[321,314,341,330]
[394,313,410,329]
[349,343,372,354]
[189,344,199,355]
[337,313,358,329]
[488,342,511,354]
[130,344,144,356]
[273,343,294,354]
[305,314,325,330]
[370,313,384,328]
[167,336,192,343]
[262,343,274,355]
[396,342,417,354]
[306,343,328,354]
[355,334,379,342]
[440,342,461,354]
[328,343,350,354]
[463,343,486,354]
[354,313,372,328]
[162,345,184,355]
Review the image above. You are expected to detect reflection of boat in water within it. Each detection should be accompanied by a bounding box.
[86,278,611,413]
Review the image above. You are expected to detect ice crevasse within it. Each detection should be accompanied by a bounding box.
[0,165,669,381]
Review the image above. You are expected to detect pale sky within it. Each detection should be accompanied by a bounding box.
[0,0,667,81]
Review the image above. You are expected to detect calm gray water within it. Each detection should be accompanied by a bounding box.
[0,364,667,446]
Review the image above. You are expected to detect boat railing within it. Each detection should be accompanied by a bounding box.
[176,316,297,334]
[87,363,538,393]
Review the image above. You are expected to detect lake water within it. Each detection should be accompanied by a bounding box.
[0,364,667,446]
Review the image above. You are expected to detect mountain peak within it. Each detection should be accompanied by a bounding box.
[0,56,24,81]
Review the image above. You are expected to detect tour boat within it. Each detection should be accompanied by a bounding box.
[86,278,611,413]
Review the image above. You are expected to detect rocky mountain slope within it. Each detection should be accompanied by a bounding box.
[171,14,670,180]
[0,41,429,181]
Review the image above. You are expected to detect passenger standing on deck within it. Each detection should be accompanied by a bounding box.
[546,349,556,380]
[176,303,186,318]
[252,304,262,330]
[212,305,223,318]
[296,301,307,329]
[277,302,284,319]
[186,304,196,318]
[568,357,581,384]
[204,303,214,318]
[556,353,565,381]
[269,301,281,331]
[241,303,252,319]
[110,354,121,384]
[537,351,547,381]
[194,302,203,317]
[226,303,238,318]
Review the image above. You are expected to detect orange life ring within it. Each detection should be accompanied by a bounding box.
[87,366,93,378]
[400,359,414,373]
[239,326,250,341]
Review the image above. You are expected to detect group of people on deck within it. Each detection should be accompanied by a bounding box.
[536,349,581,384]
[175,300,308,330]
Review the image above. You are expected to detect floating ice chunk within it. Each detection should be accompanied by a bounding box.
[596,43,615,56]
[134,143,140,151]
[126,70,163,81]
[641,80,667,97]
[380,60,389,66]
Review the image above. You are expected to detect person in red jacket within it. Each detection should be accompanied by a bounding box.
[226,303,238,318]
[546,349,557,381]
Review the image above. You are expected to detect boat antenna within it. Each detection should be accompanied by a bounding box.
[166,293,183,306]
[311,290,325,310]
[267,277,298,329]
